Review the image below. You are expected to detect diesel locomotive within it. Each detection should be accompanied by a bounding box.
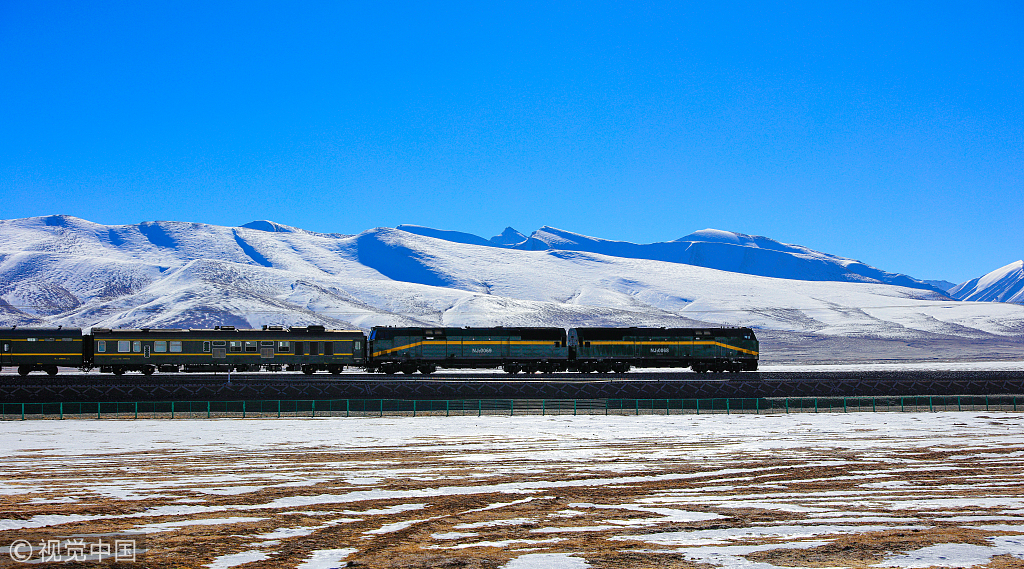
[0,324,758,376]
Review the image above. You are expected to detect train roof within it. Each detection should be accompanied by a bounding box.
[370,326,566,340]
[0,327,83,337]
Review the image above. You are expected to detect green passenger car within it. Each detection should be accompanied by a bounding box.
[570,327,759,373]
[91,325,364,375]
[368,326,568,374]
[0,327,85,376]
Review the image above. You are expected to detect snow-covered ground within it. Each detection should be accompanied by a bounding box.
[3,413,1024,568]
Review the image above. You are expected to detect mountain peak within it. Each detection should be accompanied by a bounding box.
[490,227,527,246]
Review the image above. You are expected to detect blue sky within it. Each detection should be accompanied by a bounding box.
[1,1,1020,283]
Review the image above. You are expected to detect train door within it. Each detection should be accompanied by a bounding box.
[0,340,11,365]
[144,345,151,358]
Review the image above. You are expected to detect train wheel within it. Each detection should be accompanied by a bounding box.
[46,366,59,376]
[418,365,436,375]
[18,366,30,377]
[113,367,126,376]
[302,365,315,375]
[142,366,155,376]
[329,365,344,375]
[401,364,418,374]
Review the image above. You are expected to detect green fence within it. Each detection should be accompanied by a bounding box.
[2,396,1022,420]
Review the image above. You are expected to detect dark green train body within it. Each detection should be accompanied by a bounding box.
[91,325,364,375]
[1,324,759,376]
[570,327,758,373]
[0,327,85,376]
[368,326,568,374]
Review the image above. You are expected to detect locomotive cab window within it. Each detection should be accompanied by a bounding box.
[154,341,167,353]
[96,341,106,353]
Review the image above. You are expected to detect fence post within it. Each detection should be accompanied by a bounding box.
[207,400,210,419]
[696,399,699,415]
[872,398,875,412]
[511,400,514,416]
[986,396,990,411]
[958,396,961,412]
[22,403,25,421]
[312,400,316,418]
[574,400,577,416]
[171,401,175,420]
[814,398,818,413]
[665,399,669,416]
[929,397,933,413]
[901,397,904,412]
[726,399,730,415]
[347,399,351,418]
[97,403,101,420]
[785,398,789,414]
[445,400,449,417]
[478,399,481,417]
[542,399,546,416]
[381,399,384,417]
[278,400,281,418]
[844,398,847,413]
[756,399,759,414]
[635,399,639,416]
[243,400,246,419]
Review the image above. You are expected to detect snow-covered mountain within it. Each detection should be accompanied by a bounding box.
[1,215,1022,362]
[400,225,942,292]
[950,261,1024,304]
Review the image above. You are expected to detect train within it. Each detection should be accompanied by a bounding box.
[0,324,758,376]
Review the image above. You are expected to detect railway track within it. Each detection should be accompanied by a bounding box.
[2,370,1023,403]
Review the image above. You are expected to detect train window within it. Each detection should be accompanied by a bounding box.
[96,340,106,353]
[170,341,182,353]
[229,341,242,352]
[203,341,211,352]
[354,341,361,350]
[309,342,320,356]
[212,341,225,347]
[118,341,130,352]
[244,341,257,353]
[585,341,591,347]
[46,338,54,342]
[277,341,290,352]
[325,342,334,356]
[63,337,73,342]
[295,342,305,356]
[261,341,274,346]
[133,341,141,352]
[27,338,37,342]
[154,341,167,353]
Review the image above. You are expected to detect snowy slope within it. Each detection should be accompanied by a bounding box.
[401,225,943,292]
[0,216,1022,349]
[950,261,1024,304]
